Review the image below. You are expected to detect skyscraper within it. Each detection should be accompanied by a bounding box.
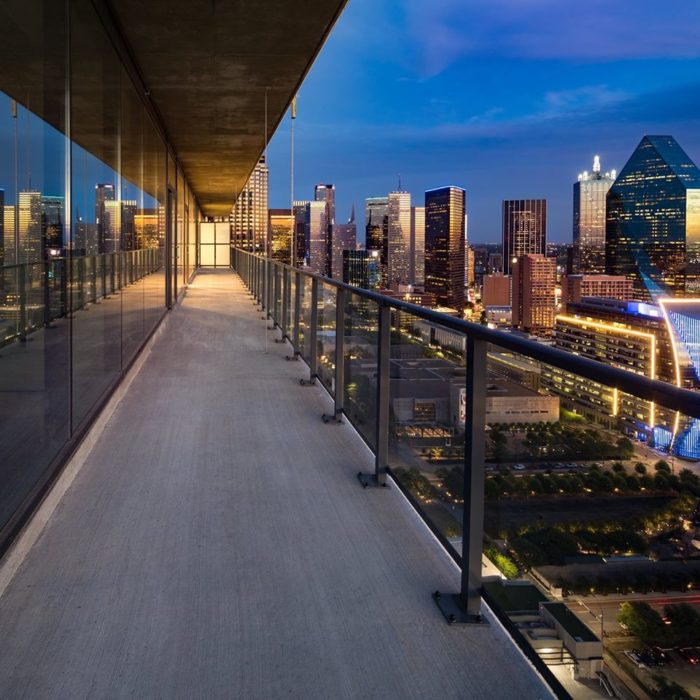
[512,254,556,335]
[95,184,116,255]
[121,200,137,251]
[305,200,328,275]
[18,191,42,263]
[411,205,425,287]
[3,204,15,265]
[314,184,335,276]
[41,195,64,255]
[606,135,700,301]
[343,249,380,289]
[231,155,269,253]
[292,200,309,267]
[365,196,388,285]
[387,191,411,288]
[331,206,356,280]
[573,156,615,273]
[425,186,466,311]
[502,199,547,274]
[0,189,4,270]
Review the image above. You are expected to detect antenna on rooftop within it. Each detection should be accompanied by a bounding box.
[398,174,402,191]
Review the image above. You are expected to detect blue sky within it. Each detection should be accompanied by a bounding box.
[266,0,700,244]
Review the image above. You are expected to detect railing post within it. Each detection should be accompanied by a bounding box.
[322,286,345,423]
[359,301,390,487]
[433,336,488,625]
[301,277,318,385]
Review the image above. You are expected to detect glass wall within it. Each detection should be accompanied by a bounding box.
[0,0,196,541]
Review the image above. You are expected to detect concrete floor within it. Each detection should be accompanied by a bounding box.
[0,269,552,699]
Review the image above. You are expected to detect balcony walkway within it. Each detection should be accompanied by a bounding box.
[0,269,551,699]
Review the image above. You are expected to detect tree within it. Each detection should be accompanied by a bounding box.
[484,478,500,500]
[664,604,700,646]
[655,459,672,474]
[616,437,634,459]
[612,462,625,474]
[654,472,670,491]
[490,428,508,462]
[617,602,665,645]
[634,462,647,475]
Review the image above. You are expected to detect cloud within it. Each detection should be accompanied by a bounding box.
[543,85,629,114]
[398,0,700,76]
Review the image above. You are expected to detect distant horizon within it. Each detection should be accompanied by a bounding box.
[266,0,700,245]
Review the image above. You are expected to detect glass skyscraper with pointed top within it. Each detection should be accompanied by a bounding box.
[606,135,700,301]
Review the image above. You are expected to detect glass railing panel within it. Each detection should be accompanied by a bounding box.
[274,264,283,327]
[299,275,312,364]
[343,291,378,450]
[387,310,466,559]
[25,262,47,332]
[48,258,68,320]
[285,271,294,340]
[0,267,21,344]
[477,340,700,687]
[316,281,336,395]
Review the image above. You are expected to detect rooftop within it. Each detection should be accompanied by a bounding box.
[541,603,599,644]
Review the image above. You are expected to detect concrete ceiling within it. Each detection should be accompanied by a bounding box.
[111,0,348,216]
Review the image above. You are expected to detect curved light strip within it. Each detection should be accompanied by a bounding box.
[658,298,700,452]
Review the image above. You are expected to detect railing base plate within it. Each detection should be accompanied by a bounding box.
[321,411,342,424]
[357,472,388,489]
[432,592,488,626]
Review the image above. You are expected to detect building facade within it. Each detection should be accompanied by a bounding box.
[269,208,293,264]
[343,249,380,289]
[573,156,615,273]
[502,199,547,275]
[482,273,511,307]
[424,186,466,312]
[560,274,633,305]
[511,254,555,334]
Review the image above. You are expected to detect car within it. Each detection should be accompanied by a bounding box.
[678,647,700,666]
[513,464,526,471]
[651,647,670,665]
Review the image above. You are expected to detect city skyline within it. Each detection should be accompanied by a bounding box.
[265,0,700,244]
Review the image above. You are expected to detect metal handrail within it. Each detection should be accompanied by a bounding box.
[234,249,700,420]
